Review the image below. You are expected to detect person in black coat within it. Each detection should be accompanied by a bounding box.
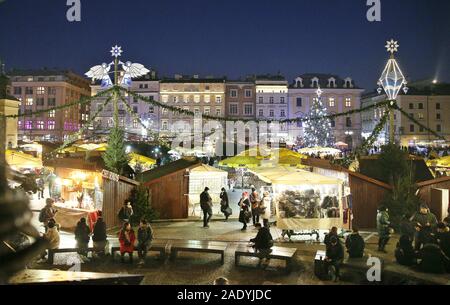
[75,217,91,258]
[324,227,338,247]
[92,213,107,257]
[345,227,365,258]
[219,187,231,220]
[417,243,450,274]
[436,222,450,258]
[326,236,344,281]
[200,187,213,228]
[238,192,251,231]
[395,235,417,266]
[250,223,273,269]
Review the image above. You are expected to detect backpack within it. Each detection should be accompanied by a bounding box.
[39,208,46,223]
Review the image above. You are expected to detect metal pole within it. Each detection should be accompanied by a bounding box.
[389,105,395,144]
[113,57,119,128]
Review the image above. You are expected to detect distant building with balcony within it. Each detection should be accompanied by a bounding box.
[90,73,160,140]
[9,69,91,142]
[361,80,450,147]
[288,74,364,149]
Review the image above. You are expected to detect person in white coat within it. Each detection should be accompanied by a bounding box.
[260,191,272,228]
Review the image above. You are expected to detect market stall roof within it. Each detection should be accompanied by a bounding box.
[129,152,156,167]
[5,150,42,168]
[427,156,450,168]
[190,163,227,173]
[250,166,342,185]
[219,148,307,168]
[297,147,341,155]
[138,158,201,182]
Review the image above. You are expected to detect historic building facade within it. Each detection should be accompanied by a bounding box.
[288,74,364,149]
[225,81,256,120]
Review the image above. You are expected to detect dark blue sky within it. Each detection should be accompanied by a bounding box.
[0,0,449,91]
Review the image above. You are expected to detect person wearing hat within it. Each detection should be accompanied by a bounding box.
[238,192,251,231]
[376,206,391,253]
[200,187,213,228]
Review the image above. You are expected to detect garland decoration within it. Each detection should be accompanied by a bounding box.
[396,106,445,140]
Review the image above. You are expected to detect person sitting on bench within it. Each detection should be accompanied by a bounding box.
[395,235,417,266]
[119,222,136,263]
[250,223,273,269]
[345,227,365,258]
[39,219,60,263]
[325,236,344,281]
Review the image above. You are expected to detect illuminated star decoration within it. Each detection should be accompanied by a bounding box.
[316,86,323,98]
[110,45,123,58]
[385,39,399,54]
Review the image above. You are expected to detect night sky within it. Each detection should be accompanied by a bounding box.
[0,0,449,91]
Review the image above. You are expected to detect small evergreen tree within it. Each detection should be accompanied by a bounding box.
[128,184,158,226]
[303,93,335,147]
[102,126,129,175]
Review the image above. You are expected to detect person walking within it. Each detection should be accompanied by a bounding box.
[92,212,108,258]
[249,186,260,226]
[238,192,251,231]
[39,198,57,232]
[260,191,271,228]
[250,223,274,269]
[200,187,213,228]
[220,187,232,220]
[75,217,91,261]
[377,206,391,253]
[136,219,153,265]
[36,176,45,200]
[119,222,136,263]
[118,201,134,224]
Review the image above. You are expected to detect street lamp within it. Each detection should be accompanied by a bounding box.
[377,39,409,144]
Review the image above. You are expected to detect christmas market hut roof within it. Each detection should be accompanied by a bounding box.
[427,156,450,168]
[218,148,307,168]
[138,158,201,182]
[190,163,227,173]
[250,166,342,186]
[5,150,42,168]
[129,153,156,168]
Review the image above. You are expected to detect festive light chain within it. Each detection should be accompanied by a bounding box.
[1,87,115,119]
[44,95,113,159]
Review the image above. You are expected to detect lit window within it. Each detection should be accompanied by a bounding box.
[133,119,138,129]
[36,121,45,130]
[418,113,424,119]
[36,87,45,95]
[184,95,190,103]
[25,121,33,130]
[194,95,200,103]
[204,95,210,103]
[345,98,352,107]
[215,108,221,116]
[329,98,335,107]
[162,95,168,103]
[48,110,55,118]
[204,107,210,115]
[18,121,22,129]
[215,96,222,103]
[26,98,33,106]
[173,96,178,103]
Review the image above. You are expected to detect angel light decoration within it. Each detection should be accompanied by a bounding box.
[85,45,150,88]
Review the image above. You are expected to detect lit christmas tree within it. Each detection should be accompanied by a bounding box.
[303,87,335,147]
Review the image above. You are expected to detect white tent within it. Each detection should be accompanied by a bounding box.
[250,166,343,230]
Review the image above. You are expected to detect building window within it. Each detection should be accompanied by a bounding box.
[346,117,352,127]
[204,95,210,103]
[296,97,302,107]
[410,124,415,132]
[14,87,22,95]
[48,110,55,118]
[296,121,303,128]
[269,97,274,104]
[437,124,442,132]
[48,87,56,95]
[36,98,44,106]
[162,121,168,131]
[18,121,23,129]
[204,107,210,115]
[26,98,33,106]
[229,104,238,115]
[194,95,200,103]
[345,98,352,107]
[36,121,45,130]
[36,87,45,95]
[436,103,441,110]
[133,106,138,113]
[245,89,252,98]
[409,103,414,109]
[269,110,274,117]
[216,108,221,116]
[25,121,33,130]
[230,89,238,98]
[215,96,222,103]
[280,109,286,117]
[329,98,335,107]
[330,119,335,128]
[194,108,200,115]
[162,108,168,115]
[258,97,263,104]
[259,109,264,117]
[436,113,441,120]
[133,119,138,129]
[419,126,424,132]
[244,104,253,115]
[46,98,55,106]
[173,96,178,103]
[417,113,424,120]
[418,103,424,109]
[162,95,168,103]
[280,97,285,104]
[25,87,33,95]
[149,106,154,114]
[47,121,55,130]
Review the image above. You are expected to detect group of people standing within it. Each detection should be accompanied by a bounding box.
[199,186,272,231]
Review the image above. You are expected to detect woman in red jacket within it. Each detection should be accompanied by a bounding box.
[119,222,136,263]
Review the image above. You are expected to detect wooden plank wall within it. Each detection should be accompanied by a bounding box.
[102,178,137,229]
[349,174,391,229]
[417,177,450,219]
[144,169,189,220]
